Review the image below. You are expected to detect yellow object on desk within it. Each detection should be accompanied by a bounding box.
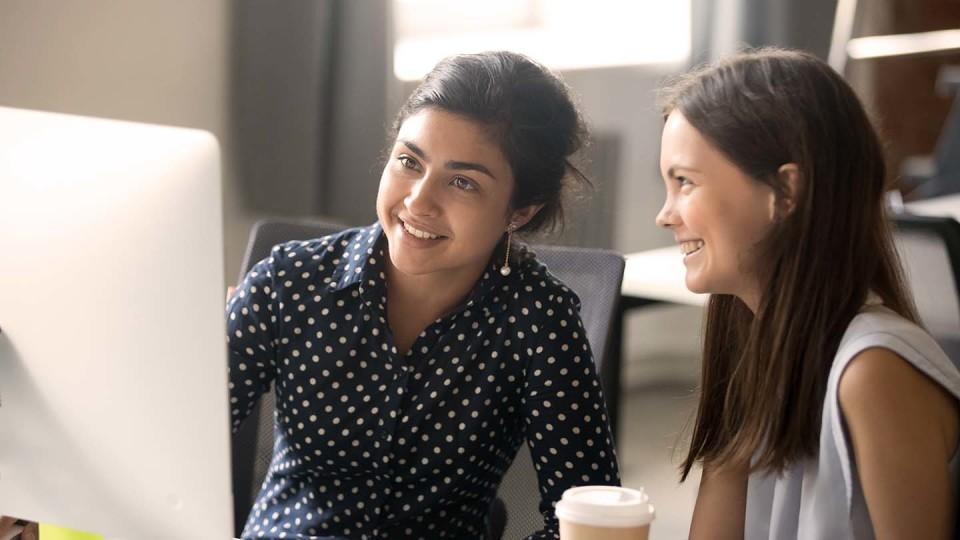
[38,523,102,540]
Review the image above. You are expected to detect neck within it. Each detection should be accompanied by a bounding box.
[384,256,489,324]
[735,278,764,314]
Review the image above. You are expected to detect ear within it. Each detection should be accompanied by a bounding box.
[773,163,800,219]
[508,203,544,230]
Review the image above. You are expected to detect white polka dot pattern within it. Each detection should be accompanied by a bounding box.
[227,224,620,539]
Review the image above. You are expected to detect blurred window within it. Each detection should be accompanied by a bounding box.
[393,0,691,80]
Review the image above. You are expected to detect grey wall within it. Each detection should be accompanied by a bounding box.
[320,0,394,226]
[562,65,677,254]
[231,1,335,217]
[701,0,837,61]
[231,0,392,229]
[0,0,251,281]
[0,1,229,132]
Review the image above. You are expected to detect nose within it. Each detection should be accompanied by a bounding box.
[655,195,678,229]
[404,176,441,217]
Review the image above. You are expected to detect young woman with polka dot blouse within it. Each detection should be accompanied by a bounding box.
[227,51,620,539]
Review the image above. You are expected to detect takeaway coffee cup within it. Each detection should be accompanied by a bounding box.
[555,485,655,540]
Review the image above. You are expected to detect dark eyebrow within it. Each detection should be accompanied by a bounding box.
[666,165,702,178]
[397,139,497,181]
[398,139,427,160]
[446,160,496,180]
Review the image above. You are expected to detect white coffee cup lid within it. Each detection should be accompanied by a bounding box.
[555,485,656,528]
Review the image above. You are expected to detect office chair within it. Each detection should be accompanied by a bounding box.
[892,214,960,365]
[231,219,626,540]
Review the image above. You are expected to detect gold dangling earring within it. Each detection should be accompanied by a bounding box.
[500,224,515,277]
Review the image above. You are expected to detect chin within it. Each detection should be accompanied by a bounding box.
[387,247,440,276]
[684,273,707,294]
[686,283,709,295]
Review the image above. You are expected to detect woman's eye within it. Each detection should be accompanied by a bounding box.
[398,156,418,169]
[451,176,476,191]
[677,176,694,187]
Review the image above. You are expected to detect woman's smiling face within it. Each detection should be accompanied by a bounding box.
[656,110,777,305]
[377,107,521,283]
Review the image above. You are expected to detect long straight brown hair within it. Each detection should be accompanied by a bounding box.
[659,49,920,479]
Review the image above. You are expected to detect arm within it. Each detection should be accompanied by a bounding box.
[839,347,960,540]
[226,250,282,433]
[521,293,620,540]
[688,461,748,540]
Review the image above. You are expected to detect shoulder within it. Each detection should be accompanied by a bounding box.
[512,247,583,313]
[831,307,960,446]
[839,347,933,409]
[827,305,960,441]
[839,345,960,464]
[505,251,590,358]
[834,308,957,386]
[840,307,932,351]
[258,225,377,277]
[837,306,960,404]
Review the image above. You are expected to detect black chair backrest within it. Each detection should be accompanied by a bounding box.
[230,219,626,539]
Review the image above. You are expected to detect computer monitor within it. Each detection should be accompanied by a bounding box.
[0,107,234,540]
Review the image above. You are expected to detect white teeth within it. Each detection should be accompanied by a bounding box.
[680,240,704,255]
[402,221,439,240]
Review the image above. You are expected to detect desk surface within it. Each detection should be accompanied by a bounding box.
[906,193,960,221]
[621,193,960,306]
[621,245,706,306]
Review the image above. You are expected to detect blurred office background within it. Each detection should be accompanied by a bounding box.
[2,1,957,537]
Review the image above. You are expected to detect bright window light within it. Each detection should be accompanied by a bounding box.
[393,0,691,81]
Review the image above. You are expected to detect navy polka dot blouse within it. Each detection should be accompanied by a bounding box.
[227,224,620,539]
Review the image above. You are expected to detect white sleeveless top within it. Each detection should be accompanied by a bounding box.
[745,302,960,539]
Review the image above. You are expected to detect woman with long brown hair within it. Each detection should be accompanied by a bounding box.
[656,48,960,539]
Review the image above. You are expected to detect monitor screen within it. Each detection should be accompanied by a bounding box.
[0,107,234,539]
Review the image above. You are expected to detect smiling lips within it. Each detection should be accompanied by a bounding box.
[680,239,704,256]
[400,218,443,240]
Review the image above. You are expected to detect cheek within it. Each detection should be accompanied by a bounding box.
[732,202,774,245]
[451,202,497,233]
[721,212,773,275]
[375,176,399,223]
[680,195,716,236]
[685,195,756,261]
[449,200,509,246]
[376,172,401,203]
[374,180,387,212]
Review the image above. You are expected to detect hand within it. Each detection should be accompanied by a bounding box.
[0,517,39,540]
[226,286,236,302]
